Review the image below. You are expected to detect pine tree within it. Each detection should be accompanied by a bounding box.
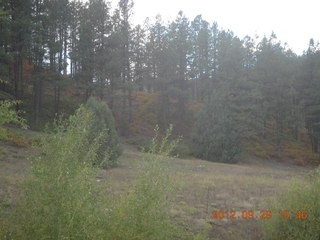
[253,35,298,154]
[0,0,12,98]
[167,11,190,123]
[9,0,32,101]
[189,15,211,101]
[192,99,241,163]
[131,24,146,91]
[301,39,320,153]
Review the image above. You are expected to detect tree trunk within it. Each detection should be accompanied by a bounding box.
[13,57,23,100]
[311,136,318,153]
[54,86,60,114]
[33,80,43,126]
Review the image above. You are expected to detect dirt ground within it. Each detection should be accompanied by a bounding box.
[0,141,31,205]
[0,140,314,239]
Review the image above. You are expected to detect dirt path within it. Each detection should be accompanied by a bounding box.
[0,141,31,206]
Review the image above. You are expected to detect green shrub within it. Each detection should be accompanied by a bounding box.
[192,102,241,163]
[0,106,108,240]
[0,105,199,240]
[261,169,320,240]
[106,155,184,240]
[0,100,26,140]
[144,124,182,157]
[85,97,122,167]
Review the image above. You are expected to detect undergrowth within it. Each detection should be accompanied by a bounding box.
[0,106,105,240]
[106,156,182,240]
[143,124,182,157]
[0,100,26,141]
[261,168,320,240]
[0,105,202,239]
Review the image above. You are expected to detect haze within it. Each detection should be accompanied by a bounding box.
[132,0,320,54]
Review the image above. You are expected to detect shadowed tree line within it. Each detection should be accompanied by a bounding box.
[1,0,320,159]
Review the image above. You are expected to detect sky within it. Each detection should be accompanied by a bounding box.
[130,0,320,55]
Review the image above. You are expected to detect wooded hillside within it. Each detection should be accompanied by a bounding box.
[1,0,320,163]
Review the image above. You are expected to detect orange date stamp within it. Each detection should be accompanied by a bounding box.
[211,210,308,220]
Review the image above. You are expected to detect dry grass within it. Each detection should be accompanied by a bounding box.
[167,157,311,239]
[0,140,314,240]
[100,147,313,239]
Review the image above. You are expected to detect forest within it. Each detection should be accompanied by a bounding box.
[1,0,320,239]
[1,0,320,161]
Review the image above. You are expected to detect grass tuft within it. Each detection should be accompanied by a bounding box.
[261,168,320,240]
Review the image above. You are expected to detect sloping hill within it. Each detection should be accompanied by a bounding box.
[0,139,313,239]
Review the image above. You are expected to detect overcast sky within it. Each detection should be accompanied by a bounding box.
[130,0,319,55]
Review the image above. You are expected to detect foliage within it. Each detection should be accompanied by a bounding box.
[1,0,319,162]
[130,92,159,136]
[0,106,107,240]
[85,97,122,167]
[129,92,199,139]
[0,100,26,140]
[192,101,241,163]
[106,155,183,240]
[125,135,150,151]
[144,124,182,157]
[301,43,320,153]
[0,105,194,240]
[261,168,320,240]
[244,135,320,165]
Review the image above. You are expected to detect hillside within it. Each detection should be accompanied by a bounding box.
[0,136,313,240]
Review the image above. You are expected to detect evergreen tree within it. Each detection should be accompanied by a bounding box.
[0,0,12,98]
[189,15,211,102]
[253,35,298,154]
[301,39,320,153]
[167,11,190,123]
[113,0,134,135]
[131,24,146,91]
[85,97,122,167]
[9,0,32,101]
[192,99,241,163]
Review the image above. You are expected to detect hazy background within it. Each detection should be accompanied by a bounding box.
[130,0,320,55]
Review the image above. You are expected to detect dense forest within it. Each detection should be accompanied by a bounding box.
[2,1,320,239]
[1,0,320,163]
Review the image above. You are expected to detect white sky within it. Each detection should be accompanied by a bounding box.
[130,0,320,55]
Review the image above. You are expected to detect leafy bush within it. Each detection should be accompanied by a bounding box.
[0,100,26,140]
[106,155,183,240]
[261,169,320,240]
[0,105,202,240]
[192,102,241,163]
[85,97,122,167]
[143,124,182,157]
[0,106,107,240]
[0,106,193,239]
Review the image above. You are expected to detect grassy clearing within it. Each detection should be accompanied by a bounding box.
[103,149,312,239]
[0,134,313,239]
